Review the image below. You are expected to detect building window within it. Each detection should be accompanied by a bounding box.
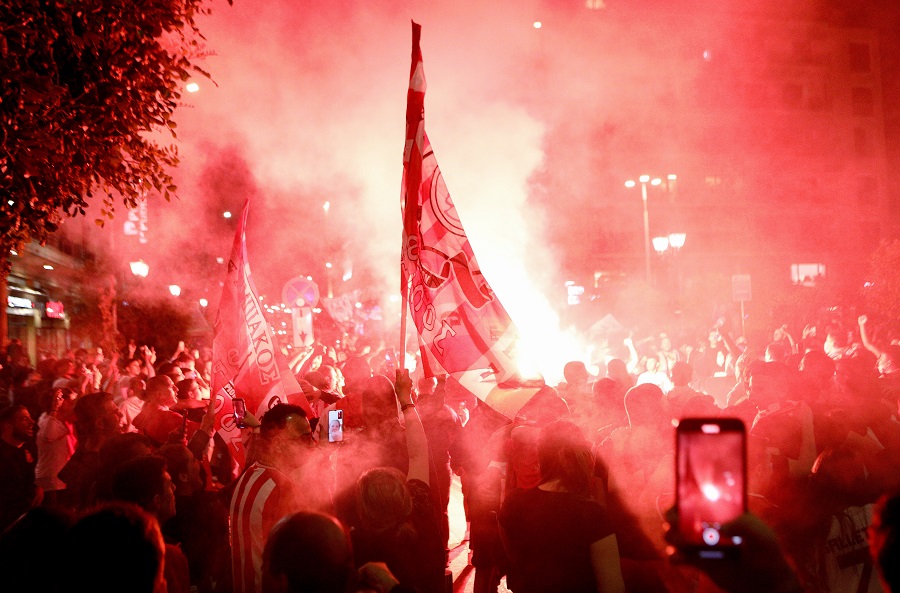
[849,42,871,73]
[852,87,875,116]
[791,263,825,286]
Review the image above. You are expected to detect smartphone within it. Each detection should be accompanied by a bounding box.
[232,397,247,429]
[327,409,344,443]
[676,418,747,559]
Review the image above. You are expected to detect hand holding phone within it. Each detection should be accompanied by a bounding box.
[232,397,247,429]
[676,418,746,559]
[327,409,344,443]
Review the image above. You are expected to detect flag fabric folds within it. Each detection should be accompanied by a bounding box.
[401,22,523,415]
[211,198,312,464]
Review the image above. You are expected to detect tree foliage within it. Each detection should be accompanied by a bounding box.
[863,239,900,327]
[0,0,227,276]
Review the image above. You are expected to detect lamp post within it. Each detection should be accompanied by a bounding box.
[625,175,663,283]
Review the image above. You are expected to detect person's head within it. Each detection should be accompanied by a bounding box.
[112,455,177,523]
[824,328,848,357]
[156,443,203,496]
[563,361,590,388]
[156,362,184,384]
[747,361,790,410]
[319,364,343,393]
[145,375,178,408]
[124,358,143,377]
[537,420,594,497]
[670,361,693,387]
[264,512,355,593]
[515,386,569,427]
[0,405,35,445]
[54,358,76,379]
[174,352,195,371]
[624,383,665,427]
[660,334,674,352]
[799,350,836,389]
[361,375,398,427]
[764,341,788,363]
[175,378,201,402]
[871,491,900,593]
[356,467,413,533]
[340,356,372,394]
[63,503,165,593]
[645,357,659,373]
[260,404,315,471]
[73,391,121,442]
[606,358,631,385]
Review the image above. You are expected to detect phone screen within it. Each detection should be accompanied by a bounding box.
[327,409,344,443]
[676,418,746,558]
[232,397,247,429]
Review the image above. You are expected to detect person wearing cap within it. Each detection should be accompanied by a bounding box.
[230,403,317,593]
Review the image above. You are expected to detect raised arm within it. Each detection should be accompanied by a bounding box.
[396,369,429,486]
[858,315,883,359]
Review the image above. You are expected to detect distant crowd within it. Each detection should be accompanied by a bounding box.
[1,310,899,593]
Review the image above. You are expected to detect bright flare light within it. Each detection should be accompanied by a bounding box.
[186,82,200,93]
[639,175,650,183]
[624,180,636,188]
[533,21,542,29]
[651,178,662,186]
[323,201,330,213]
[43,264,54,270]
[168,285,182,297]
[199,298,209,307]
[223,211,232,219]
[701,483,722,502]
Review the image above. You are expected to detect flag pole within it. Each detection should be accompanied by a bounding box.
[398,21,420,374]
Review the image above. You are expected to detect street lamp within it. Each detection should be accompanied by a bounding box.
[625,174,676,283]
[668,232,686,250]
[652,236,670,254]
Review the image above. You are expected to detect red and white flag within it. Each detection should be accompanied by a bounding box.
[211,198,311,464]
[401,23,526,417]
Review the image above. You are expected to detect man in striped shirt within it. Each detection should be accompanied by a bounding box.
[230,403,316,593]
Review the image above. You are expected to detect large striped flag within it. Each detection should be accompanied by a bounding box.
[211,198,312,464]
[401,23,530,419]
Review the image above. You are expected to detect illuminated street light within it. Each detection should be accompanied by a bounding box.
[668,232,687,250]
[169,285,182,297]
[668,174,678,181]
[651,178,662,186]
[130,261,150,277]
[652,236,670,254]
[624,180,636,188]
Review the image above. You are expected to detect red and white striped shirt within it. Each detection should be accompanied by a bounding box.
[229,462,295,593]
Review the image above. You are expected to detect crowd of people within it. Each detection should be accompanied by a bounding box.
[0,311,899,593]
